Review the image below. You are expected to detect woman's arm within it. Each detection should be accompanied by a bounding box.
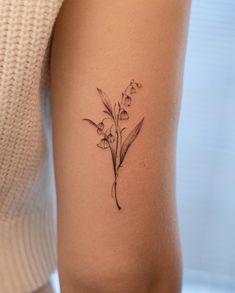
[50,1,191,292]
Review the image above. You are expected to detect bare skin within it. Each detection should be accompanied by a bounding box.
[50,0,191,292]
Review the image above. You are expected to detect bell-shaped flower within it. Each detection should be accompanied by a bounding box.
[107,133,115,143]
[129,86,136,94]
[97,128,103,135]
[97,138,109,149]
[97,121,105,135]
[97,122,104,130]
[124,95,132,107]
[119,109,129,120]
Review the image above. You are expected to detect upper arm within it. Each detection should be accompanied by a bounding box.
[50,0,191,292]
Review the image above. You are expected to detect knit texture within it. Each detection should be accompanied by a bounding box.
[0,0,64,292]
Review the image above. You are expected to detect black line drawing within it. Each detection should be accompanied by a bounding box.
[83,80,144,210]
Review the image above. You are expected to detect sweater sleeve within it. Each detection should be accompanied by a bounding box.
[0,0,64,292]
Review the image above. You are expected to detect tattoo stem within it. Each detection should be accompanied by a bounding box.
[83,80,143,210]
[113,176,121,210]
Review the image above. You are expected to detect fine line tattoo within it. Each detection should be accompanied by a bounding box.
[83,80,144,210]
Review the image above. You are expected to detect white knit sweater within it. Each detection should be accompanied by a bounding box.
[0,1,64,292]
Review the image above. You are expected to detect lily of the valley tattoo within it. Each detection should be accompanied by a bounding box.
[83,80,144,210]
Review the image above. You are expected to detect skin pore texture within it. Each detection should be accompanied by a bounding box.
[50,0,191,292]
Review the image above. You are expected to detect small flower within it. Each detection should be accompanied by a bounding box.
[119,109,129,120]
[124,95,132,107]
[97,128,103,135]
[107,133,115,143]
[129,86,136,94]
[97,138,109,149]
[97,121,105,135]
[97,122,104,130]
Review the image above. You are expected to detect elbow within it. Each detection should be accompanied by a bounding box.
[61,266,154,293]
[59,256,182,293]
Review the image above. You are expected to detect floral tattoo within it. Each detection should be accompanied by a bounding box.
[83,80,144,210]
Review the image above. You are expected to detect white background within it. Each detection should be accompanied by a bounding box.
[178,0,235,292]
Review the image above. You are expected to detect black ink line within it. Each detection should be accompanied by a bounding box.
[83,80,144,210]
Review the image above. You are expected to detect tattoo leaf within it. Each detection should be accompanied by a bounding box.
[103,110,112,117]
[120,127,126,134]
[109,144,117,174]
[97,88,113,118]
[119,117,144,166]
[83,118,98,128]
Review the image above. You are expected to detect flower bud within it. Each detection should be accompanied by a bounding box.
[97,138,109,149]
[119,109,129,120]
[130,79,135,84]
